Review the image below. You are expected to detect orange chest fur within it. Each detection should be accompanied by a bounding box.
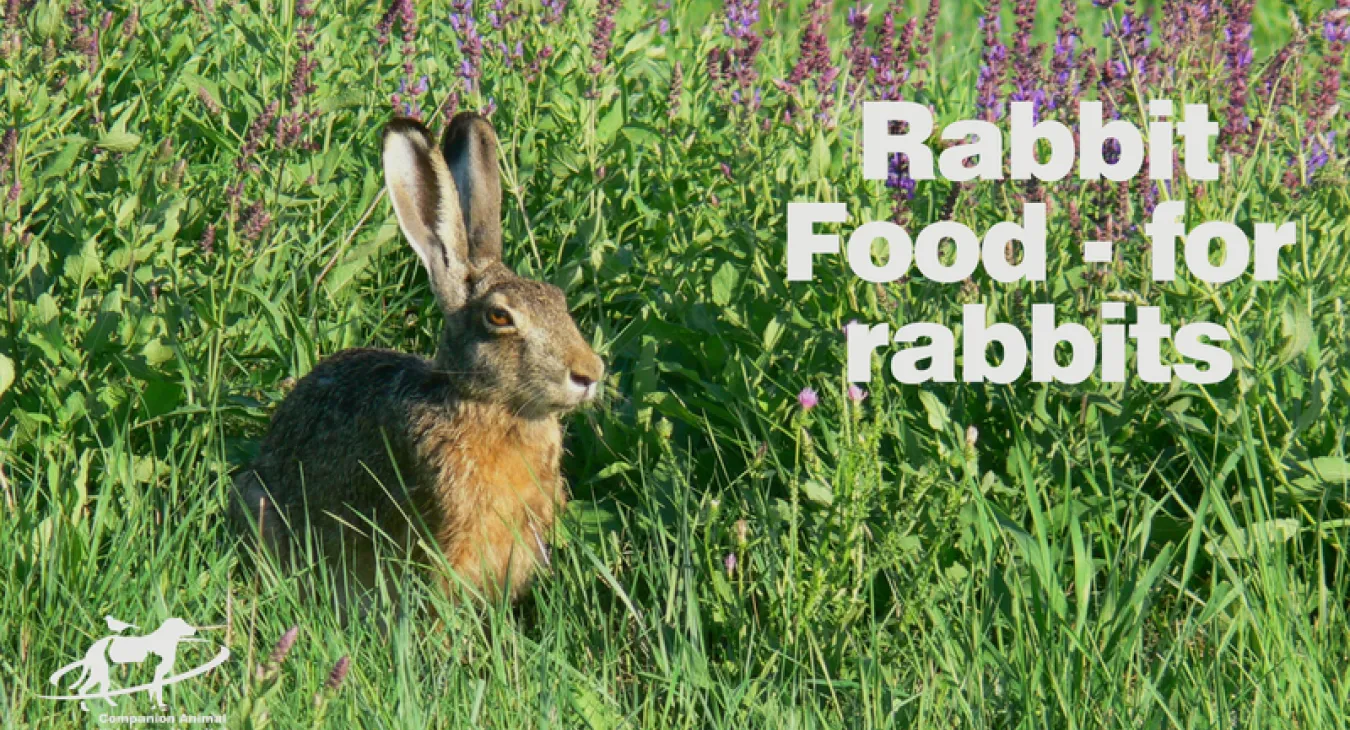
[459,424,564,526]
[416,409,565,593]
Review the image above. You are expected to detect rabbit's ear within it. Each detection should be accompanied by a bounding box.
[382,118,471,313]
[441,112,503,267]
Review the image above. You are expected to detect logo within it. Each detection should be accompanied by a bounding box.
[39,616,230,713]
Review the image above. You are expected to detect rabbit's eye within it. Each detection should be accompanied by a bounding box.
[485,307,514,329]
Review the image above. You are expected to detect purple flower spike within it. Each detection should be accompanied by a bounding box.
[589,0,621,76]
[975,1,1008,123]
[782,0,837,124]
[708,0,762,110]
[1220,0,1256,153]
[541,0,568,25]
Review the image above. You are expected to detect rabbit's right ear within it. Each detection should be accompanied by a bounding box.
[382,118,471,314]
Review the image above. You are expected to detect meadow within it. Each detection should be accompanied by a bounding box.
[2,0,1349,726]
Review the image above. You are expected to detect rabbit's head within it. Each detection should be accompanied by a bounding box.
[382,114,604,418]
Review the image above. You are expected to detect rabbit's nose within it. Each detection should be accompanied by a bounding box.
[568,356,605,400]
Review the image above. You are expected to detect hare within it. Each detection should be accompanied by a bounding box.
[231,112,604,603]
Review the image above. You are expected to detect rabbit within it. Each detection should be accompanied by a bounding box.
[230,112,605,604]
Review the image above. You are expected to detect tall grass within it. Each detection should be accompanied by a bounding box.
[1,0,1348,727]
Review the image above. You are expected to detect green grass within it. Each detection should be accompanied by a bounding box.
[2,0,1349,727]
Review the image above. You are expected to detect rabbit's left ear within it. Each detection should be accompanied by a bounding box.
[441,112,503,268]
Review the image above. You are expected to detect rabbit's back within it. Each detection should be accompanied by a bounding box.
[239,348,437,518]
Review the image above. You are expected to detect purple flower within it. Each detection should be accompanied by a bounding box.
[668,61,684,118]
[324,656,350,691]
[200,224,216,256]
[65,0,99,70]
[1220,0,1255,153]
[120,6,139,40]
[885,152,916,199]
[277,3,321,149]
[725,553,737,576]
[236,101,279,173]
[869,3,908,101]
[708,0,762,109]
[1049,0,1080,111]
[240,200,272,241]
[1308,5,1347,142]
[844,2,870,101]
[197,87,221,115]
[540,0,568,25]
[912,0,941,92]
[797,387,819,411]
[1332,24,1350,43]
[1,127,16,177]
[781,0,837,125]
[975,3,1008,123]
[258,625,299,679]
[450,0,484,95]
[589,0,621,76]
[847,385,867,403]
[1307,131,1337,176]
[376,0,422,117]
[375,1,397,52]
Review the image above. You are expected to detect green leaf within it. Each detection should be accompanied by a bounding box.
[620,124,662,149]
[40,137,88,183]
[0,354,14,398]
[1205,519,1300,560]
[809,130,831,179]
[762,315,784,351]
[710,260,740,306]
[918,390,949,431]
[96,130,143,152]
[1301,456,1350,484]
[802,479,833,507]
[1277,300,1313,366]
[560,500,622,551]
[63,238,104,284]
[597,100,624,144]
[141,339,175,367]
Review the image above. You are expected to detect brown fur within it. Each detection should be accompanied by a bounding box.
[232,348,567,601]
[231,113,602,604]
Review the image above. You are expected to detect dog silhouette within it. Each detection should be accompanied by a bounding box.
[48,617,199,711]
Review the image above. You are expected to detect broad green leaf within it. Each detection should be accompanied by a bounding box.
[97,130,143,152]
[918,390,949,431]
[597,100,624,144]
[1277,300,1313,366]
[710,260,740,306]
[802,479,833,507]
[40,137,88,182]
[1205,519,1300,560]
[0,354,14,398]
